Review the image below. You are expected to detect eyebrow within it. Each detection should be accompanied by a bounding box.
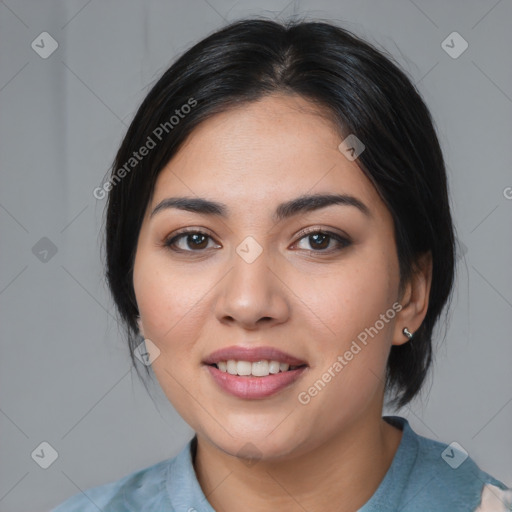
[150,193,372,222]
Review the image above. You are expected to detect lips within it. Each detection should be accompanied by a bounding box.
[203,346,308,367]
[202,345,308,399]
[205,364,308,399]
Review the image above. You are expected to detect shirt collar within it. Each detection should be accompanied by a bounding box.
[164,415,416,511]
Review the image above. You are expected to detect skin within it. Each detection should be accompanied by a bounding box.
[133,93,432,512]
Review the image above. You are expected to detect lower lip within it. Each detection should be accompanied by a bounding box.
[205,365,308,399]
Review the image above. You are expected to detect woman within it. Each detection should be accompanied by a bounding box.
[53,18,511,512]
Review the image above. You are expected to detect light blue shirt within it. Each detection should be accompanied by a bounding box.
[52,416,510,511]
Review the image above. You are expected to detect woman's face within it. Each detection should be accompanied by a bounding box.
[133,94,409,460]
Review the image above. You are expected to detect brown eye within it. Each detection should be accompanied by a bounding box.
[308,233,330,250]
[294,230,351,252]
[164,231,220,252]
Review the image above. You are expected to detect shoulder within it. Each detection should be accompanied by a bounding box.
[50,451,180,511]
[388,416,510,512]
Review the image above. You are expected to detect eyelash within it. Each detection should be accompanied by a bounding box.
[163,227,351,255]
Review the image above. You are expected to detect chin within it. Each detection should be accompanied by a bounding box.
[198,419,310,462]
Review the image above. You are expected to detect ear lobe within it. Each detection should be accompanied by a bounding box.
[136,317,144,338]
[392,251,433,346]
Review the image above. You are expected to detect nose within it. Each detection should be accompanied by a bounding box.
[213,247,291,330]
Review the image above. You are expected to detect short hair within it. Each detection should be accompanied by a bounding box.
[104,18,456,409]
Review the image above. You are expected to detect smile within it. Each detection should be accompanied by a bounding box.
[205,364,308,399]
[212,360,305,377]
[203,345,309,399]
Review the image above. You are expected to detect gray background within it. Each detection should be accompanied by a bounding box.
[1,1,511,510]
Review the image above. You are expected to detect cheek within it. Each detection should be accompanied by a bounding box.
[133,250,211,422]
[292,248,397,404]
[133,249,210,354]
[292,251,396,342]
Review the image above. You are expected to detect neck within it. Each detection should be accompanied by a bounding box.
[193,415,403,512]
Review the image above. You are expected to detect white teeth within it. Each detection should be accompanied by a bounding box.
[226,360,237,375]
[236,361,252,376]
[215,359,301,377]
[251,360,269,377]
[268,361,280,374]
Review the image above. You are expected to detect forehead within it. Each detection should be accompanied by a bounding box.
[150,94,386,221]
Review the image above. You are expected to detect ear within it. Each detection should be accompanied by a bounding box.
[393,251,433,346]
[136,316,145,338]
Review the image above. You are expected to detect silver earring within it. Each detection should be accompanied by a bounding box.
[403,327,413,340]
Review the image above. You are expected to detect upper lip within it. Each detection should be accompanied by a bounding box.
[203,346,308,366]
